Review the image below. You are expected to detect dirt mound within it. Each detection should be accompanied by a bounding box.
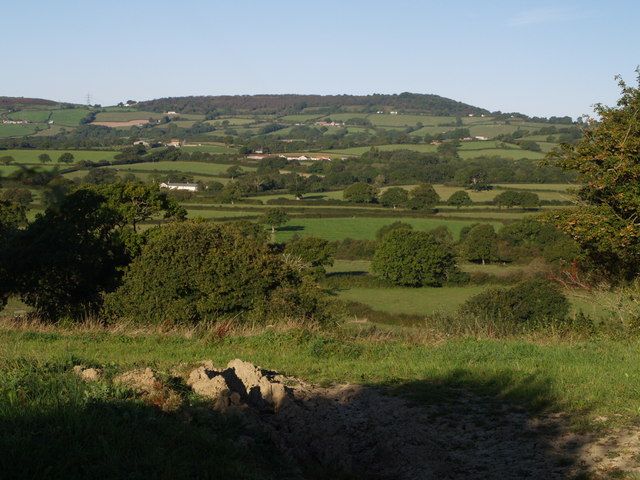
[184,360,445,478]
[72,365,102,382]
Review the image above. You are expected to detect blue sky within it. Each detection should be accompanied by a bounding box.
[4,0,639,117]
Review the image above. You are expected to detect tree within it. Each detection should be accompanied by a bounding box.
[447,190,472,209]
[460,279,569,325]
[379,187,409,209]
[519,191,540,209]
[83,168,118,185]
[288,175,308,200]
[38,153,52,164]
[493,190,520,208]
[375,221,413,241]
[372,229,458,287]
[407,183,439,210]
[260,208,289,234]
[455,167,491,191]
[0,188,33,208]
[0,156,14,166]
[343,182,378,203]
[220,181,243,204]
[103,221,330,325]
[58,152,75,164]
[285,236,336,276]
[98,182,186,232]
[462,224,499,265]
[227,165,243,179]
[544,74,640,278]
[6,189,128,320]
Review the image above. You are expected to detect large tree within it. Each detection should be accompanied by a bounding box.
[407,183,440,210]
[343,182,378,203]
[379,187,409,209]
[545,73,640,279]
[372,229,457,287]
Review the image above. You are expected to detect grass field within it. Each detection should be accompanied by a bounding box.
[182,144,239,154]
[458,148,545,160]
[0,124,41,137]
[1,324,639,425]
[6,109,52,122]
[104,160,251,176]
[0,149,119,163]
[50,108,92,126]
[274,217,503,242]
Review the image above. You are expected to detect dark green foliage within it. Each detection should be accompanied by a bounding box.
[447,190,473,208]
[6,189,127,320]
[58,152,74,163]
[333,238,377,260]
[259,208,289,233]
[459,279,570,325]
[498,218,579,265]
[379,187,409,208]
[494,190,540,209]
[343,182,378,203]
[462,224,500,264]
[546,73,640,279]
[371,229,458,287]
[104,221,331,325]
[407,183,440,210]
[0,361,295,479]
[285,236,336,276]
[375,221,413,241]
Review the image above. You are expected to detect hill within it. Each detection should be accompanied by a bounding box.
[135,92,491,116]
[0,96,60,109]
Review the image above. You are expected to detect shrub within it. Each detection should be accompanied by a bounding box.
[371,229,458,287]
[459,278,570,325]
[375,221,413,241]
[103,221,331,325]
[333,238,377,260]
[285,236,336,276]
[462,224,500,264]
[343,182,378,203]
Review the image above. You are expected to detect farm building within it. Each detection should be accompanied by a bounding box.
[165,139,182,148]
[159,182,199,192]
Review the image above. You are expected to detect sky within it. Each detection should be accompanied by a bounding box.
[4,0,639,118]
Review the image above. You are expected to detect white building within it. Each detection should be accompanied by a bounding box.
[160,182,199,192]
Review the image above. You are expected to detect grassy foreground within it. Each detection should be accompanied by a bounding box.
[2,323,640,422]
[2,321,640,478]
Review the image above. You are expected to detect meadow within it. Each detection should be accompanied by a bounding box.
[274,217,503,242]
[104,160,253,176]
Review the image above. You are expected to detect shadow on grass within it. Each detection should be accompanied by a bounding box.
[277,225,305,233]
[0,362,593,479]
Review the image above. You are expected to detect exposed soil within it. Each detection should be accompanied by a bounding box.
[79,360,640,479]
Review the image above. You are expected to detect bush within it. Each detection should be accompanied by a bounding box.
[371,229,458,287]
[333,238,377,260]
[459,278,570,325]
[103,221,331,325]
[375,221,413,241]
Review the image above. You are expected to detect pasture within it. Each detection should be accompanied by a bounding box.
[274,217,503,242]
[0,149,119,163]
[0,124,41,137]
[104,160,252,176]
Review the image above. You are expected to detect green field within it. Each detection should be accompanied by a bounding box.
[7,110,52,122]
[94,111,164,122]
[182,144,239,154]
[0,124,41,137]
[50,108,92,126]
[274,217,503,242]
[0,149,119,163]
[458,147,545,160]
[105,160,251,176]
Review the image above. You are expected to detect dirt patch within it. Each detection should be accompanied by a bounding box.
[72,365,102,382]
[99,361,640,479]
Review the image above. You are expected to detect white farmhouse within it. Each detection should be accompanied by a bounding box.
[159,182,199,192]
